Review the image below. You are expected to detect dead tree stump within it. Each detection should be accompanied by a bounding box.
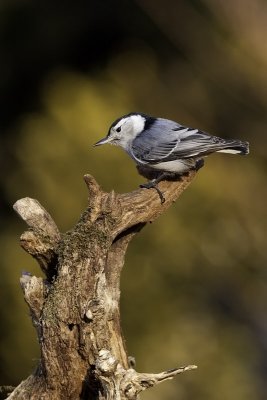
[8,171,197,399]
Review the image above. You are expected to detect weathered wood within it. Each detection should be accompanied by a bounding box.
[13,198,61,278]
[8,171,197,399]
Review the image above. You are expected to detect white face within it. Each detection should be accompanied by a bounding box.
[95,114,146,149]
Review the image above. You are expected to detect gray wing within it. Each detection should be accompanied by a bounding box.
[131,118,214,163]
[131,118,243,163]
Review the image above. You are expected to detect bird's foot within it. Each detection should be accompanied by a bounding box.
[140,180,166,204]
[195,158,205,171]
[140,172,172,204]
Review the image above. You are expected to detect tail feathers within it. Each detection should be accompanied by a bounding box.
[216,140,249,156]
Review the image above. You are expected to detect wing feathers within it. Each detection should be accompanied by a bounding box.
[131,119,248,164]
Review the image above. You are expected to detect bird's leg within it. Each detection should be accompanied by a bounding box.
[140,172,172,204]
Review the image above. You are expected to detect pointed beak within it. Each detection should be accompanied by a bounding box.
[93,136,112,146]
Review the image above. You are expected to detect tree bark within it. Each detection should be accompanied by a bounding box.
[8,171,197,400]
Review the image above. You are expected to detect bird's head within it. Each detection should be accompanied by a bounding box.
[94,113,152,149]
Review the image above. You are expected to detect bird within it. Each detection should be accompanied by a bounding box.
[94,112,249,203]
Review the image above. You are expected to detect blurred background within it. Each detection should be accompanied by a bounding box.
[0,0,266,399]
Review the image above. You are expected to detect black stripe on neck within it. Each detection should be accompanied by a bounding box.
[144,115,156,130]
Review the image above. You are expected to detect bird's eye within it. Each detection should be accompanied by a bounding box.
[116,126,121,132]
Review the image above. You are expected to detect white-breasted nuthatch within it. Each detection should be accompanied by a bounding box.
[94,112,249,202]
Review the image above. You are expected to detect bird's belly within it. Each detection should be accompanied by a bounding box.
[151,160,190,173]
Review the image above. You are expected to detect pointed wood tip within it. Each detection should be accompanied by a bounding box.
[84,174,103,198]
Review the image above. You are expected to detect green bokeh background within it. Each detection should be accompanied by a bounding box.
[1,1,266,399]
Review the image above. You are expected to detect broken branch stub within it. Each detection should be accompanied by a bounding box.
[95,349,197,399]
[13,198,60,277]
[8,171,197,399]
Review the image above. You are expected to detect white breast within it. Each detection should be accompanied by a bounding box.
[151,160,190,173]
